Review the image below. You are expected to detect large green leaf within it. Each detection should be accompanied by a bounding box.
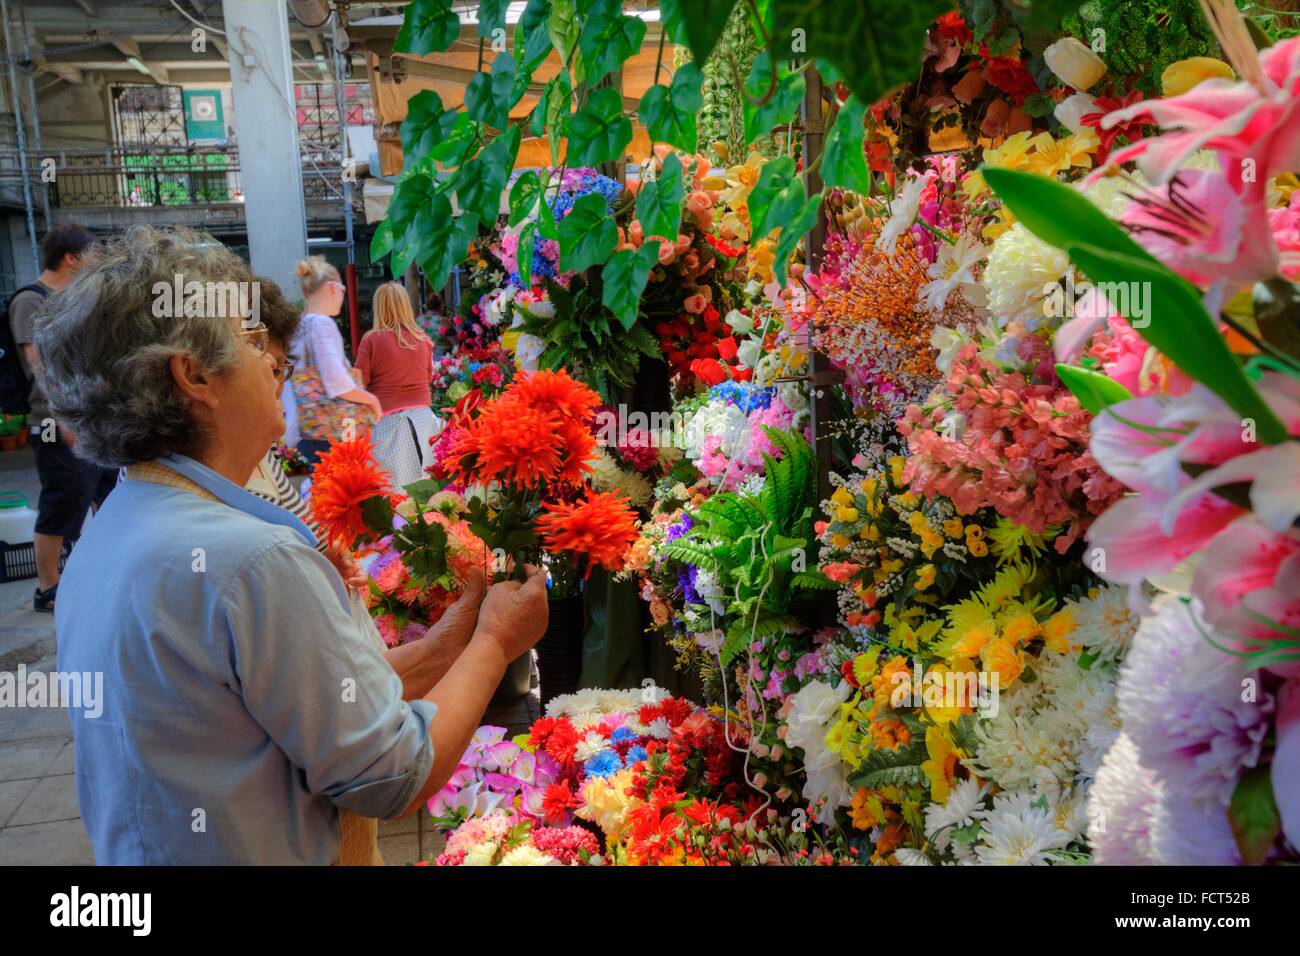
[821,95,871,194]
[558,192,618,272]
[747,156,797,241]
[394,0,459,56]
[743,50,804,146]
[638,63,703,153]
[517,221,536,288]
[429,113,478,166]
[476,0,510,36]
[418,206,480,291]
[1067,244,1290,444]
[564,86,632,167]
[602,241,661,330]
[465,53,516,131]
[370,219,394,263]
[771,0,950,105]
[772,192,819,287]
[578,0,646,85]
[634,152,684,239]
[515,0,554,72]
[509,170,543,226]
[456,126,520,225]
[982,167,1171,275]
[660,0,739,65]
[1229,767,1281,866]
[1055,364,1134,415]
[399,90,456,163]
[548,0,580,62]
[390,176,442,277]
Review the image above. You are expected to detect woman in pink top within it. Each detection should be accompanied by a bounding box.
[356,282,441,488]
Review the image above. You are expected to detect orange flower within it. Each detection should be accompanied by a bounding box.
[537,489,640,573]
[309,435,400,547]
[509,369,601,424]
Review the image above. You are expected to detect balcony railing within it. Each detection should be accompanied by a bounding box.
[0,145,361,212]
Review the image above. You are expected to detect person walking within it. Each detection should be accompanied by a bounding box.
[7,223,116,612]
[355,282,440,489]
[289,257,381,464]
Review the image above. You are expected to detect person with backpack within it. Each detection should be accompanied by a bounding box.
[5,223,115,612]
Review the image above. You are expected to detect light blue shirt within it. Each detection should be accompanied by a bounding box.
[56,454,436,864]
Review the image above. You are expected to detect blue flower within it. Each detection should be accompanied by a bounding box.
[709,381,774,413]
[585,750,623,778]
[610,726,638,743]
[625,746,649,766]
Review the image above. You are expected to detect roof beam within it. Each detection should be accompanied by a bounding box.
[110,35,170,85]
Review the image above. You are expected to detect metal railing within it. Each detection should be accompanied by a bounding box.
[0,145,360,212]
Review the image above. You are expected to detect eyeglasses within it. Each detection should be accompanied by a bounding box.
[271,361,295,383]
[238,323,270,354]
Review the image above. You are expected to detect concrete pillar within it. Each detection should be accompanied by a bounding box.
[221,0,308,299]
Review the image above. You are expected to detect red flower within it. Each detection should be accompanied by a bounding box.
[935,11,972,46]
[982,49,1038,103]
[541,780,582,824]
[716,336,738,362]
[308,435,401,548]
[704,233,744,258]
[1080,90,1151,164]
[690,358,729,386]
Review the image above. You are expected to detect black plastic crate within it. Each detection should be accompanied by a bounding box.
[0,539,70,584]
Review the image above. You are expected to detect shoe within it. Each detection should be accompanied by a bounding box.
[33,584,56,613]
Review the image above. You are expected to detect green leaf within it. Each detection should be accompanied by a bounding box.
[548,0,580,62]
[558,191,618,272]
[429,113,478,166]
[395,0,459,55]
[419,210,480,291]
[359,494,396,538]
[476,0,510,36]
[747,155,796,240]
[634,152,684,239]
[465,53,516,131]
[1228,767,1280,866]
[771,0,951,106]
[457,126,520,225]
[515,0,554,73]
[399,90,456,163]
[821,96,871,194]
[1067,244,1290,445]
[517,221,536,288]
[638,63,703,153]
[743,50,804,146]
[564,86,632,167]
[602,240,661,330]
[386,170,439,274]
[509,170,542,226]
[660,0,738,65]
[538,191,560,240]
[982,167,1169,273]
[370,219,394,263]
[578,0,647,85]
[1055,364,1134,415]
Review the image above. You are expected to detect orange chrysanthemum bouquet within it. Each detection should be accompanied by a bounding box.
[433,369,641,588]
[308,433,495,646]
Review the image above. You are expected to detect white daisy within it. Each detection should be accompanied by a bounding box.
[1066,585,1139,665]
[875,174,930,255]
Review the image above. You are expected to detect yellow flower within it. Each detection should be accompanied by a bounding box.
[943,518,965,538]
[1162,56,1234,96]
[850,789,885,831]
[824,716,854,757]
[852,647,882,686]
[1001,611,1040,647]
[919,529,944,560]
[915,563,937,591]
[920,725,959,804]
[950,620,995,658]
[968,539,989,558]
[831,533,850,549]
[923,661,975,725]
[896,491,920,509]
[908,512,930,534]
[831,486,853,507]
[1042,608,1077,654]
[860,522,881,542]
[983,131,1035,172]
[982,637,1025,684]
[964,524,985,542]
[837,506,859,523]
[887,456,907,486]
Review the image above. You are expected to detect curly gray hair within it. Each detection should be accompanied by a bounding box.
[35,226,255,468]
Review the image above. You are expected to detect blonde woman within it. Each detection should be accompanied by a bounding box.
[356,281,440,488]
[291,256,382,463]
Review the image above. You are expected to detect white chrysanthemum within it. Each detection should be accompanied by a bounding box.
[783,680,854,818]
[1086,732,1158,864]
[574,730,609,763]
[646,717,672,739]
[1067,585,1139,665]
[923,778,990,851]
[974,791,1072,865]
[498,845,562,866]
[461,842,500,866]
[1117,596,1273,805]
[875,174,929,255]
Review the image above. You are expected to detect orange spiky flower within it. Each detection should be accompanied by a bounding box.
[536,489,640,574]
[309,433,402,548]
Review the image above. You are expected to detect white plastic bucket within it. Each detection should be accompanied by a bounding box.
[0,490,38,544]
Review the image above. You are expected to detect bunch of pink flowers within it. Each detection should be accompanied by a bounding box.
[899,343,1125,550]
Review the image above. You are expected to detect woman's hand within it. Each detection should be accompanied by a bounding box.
[474,565,550,664]
[324,540,367,591]
[423,569,485,651]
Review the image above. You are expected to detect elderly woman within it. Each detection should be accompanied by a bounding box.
[37,226,548,864]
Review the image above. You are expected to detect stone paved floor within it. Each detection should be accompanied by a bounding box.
[0,445,529,866]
